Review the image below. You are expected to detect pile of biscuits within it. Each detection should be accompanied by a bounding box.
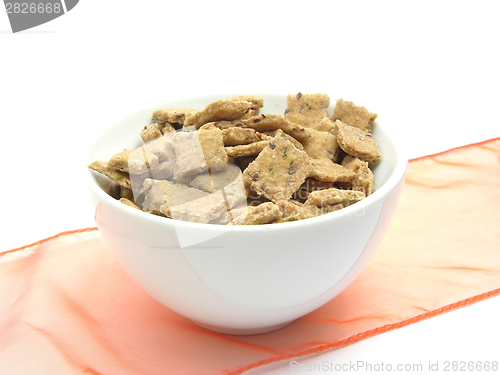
[88,94,381,225]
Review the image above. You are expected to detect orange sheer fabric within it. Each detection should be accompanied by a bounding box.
[1,138,500,375]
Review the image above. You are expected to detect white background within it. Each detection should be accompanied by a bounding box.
[1,1,499,374]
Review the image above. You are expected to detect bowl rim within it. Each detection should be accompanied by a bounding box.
[83,93,408,233]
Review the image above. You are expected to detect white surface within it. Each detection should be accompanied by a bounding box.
[1,1,499,374]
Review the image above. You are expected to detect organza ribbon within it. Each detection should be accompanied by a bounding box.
[1,138,500,375]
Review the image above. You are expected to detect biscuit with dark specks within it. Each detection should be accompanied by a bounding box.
[225,141,269,158]
[241,114,286,132]
[243,133,312,202]
[199,120,246,130]
[335,120,381,162]
[242,114,311,142]
[141,123,163,143]
[261,130,304,150]
[184,100,252,128]
[152,108,201,124]
[332,98,378,132]
[284,92,330,130]
[226,95,264,110]
[221,127,259,146]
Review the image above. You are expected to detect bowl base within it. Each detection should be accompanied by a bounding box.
[192,320,295,335]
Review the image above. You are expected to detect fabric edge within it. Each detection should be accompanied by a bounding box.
[233,287,500,374]
[409,136,500,163]
[0,227,99,257]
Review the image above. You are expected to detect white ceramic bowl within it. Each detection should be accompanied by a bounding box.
[83,93,407,335]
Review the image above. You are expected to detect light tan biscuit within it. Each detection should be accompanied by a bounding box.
[274,203,340,222]
[332,98,378,132]
[310,117,336,132]
[304,188,365,207]
[275,199,302,218]
[197,127,228,166]
[233,202,282,225]
[225,141,269,158]
[226,95,264,110]
[242,114,311,142]
[140,123,164,143]
[309,158,356,183]
[299,127,340,161]
[221,127,259,146]
[119,197,141,210]
[341,155,375,196]
[241,114,286,132]
[284,92,330,128]
[335,120,382,162]
[261,130,304,150]
[184,100,252,129]
[241,108,260,119]
[293,178,335,203]
[152,108,201,124]
[199,120,245,130]
[162,123,177,134]
[108,149,134,172]
[198,123,218,131]
[243,133,313,202]
[88,160,131,189]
